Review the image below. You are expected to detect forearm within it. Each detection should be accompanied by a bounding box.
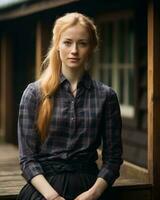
[31,174,59,200]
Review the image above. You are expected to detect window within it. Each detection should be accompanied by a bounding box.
[93,13,135,118]
[92,10,149,187]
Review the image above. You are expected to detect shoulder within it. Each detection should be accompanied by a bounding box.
[20,80,41,104]
[92,79,117,98]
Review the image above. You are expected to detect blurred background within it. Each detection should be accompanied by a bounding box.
[0,0,147,167]
[1,0,157,199]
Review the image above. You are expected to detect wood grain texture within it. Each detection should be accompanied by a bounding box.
[148,1,160,199]
[0,0,79,21]
[0,144,25,196]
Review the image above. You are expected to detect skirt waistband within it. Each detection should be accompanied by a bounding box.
[41,160,99,175]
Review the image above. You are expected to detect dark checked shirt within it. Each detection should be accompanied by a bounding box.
[18,72,123,186]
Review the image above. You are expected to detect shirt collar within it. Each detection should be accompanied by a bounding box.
[60,72,93,90]
[60,73,67,84]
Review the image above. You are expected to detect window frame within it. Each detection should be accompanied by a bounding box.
[92,11,139,126]
[92,10,149,184]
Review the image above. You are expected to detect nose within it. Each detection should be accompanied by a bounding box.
[71,43,78,54]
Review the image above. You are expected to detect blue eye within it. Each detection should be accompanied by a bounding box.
[64,41,72,46]
[78,42,89,47]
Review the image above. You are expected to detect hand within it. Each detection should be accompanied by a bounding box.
[74,190,99,200]
[53,195,65,200]
[47,194,65,200]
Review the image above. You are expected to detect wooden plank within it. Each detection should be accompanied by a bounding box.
[0,196,17,200]
[36,21,43,79]
[0,144,25,196]
[147,0,160,199]
[0,35,13,143]
[113,187,152,200]
[97,150,149,183]
[35,21,51,79]
[0,0,79,21]
[120,161,149,183]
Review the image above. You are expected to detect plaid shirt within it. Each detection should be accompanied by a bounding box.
[18,73,123,186]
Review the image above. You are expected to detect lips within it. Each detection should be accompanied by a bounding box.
[68,58,80,63]
[68,58,80,60]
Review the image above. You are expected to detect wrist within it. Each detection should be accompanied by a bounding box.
[88,178,108,199]
[88,187,101,200]
[45,192,59,200]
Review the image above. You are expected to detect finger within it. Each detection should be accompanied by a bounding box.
[58,197,65,200]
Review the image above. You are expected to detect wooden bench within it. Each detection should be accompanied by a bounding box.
[0,145,152,200]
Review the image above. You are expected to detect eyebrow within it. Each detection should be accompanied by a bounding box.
[63,38,89,41]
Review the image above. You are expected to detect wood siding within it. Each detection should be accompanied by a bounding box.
[0,0,160,199]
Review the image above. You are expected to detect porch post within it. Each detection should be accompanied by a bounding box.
[148,0,160,199]
[0,34,13,143]
[36,21,50,79]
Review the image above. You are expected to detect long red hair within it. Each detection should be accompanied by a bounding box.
[37,12,98,141]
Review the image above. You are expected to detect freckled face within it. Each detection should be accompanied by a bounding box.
[58,24,91,70]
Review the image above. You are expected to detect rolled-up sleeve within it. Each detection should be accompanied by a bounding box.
[18,83,44,182]
[97,87,123,186]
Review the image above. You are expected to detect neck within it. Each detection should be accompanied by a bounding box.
[62,66,85,86]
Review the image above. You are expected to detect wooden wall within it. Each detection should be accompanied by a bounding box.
[0,0,160,199]
[122,1,147,168]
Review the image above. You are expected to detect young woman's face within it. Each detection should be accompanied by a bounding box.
[58,24,91,71]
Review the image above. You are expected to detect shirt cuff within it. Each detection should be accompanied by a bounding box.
[97,164,119,186]
[21,162,44,182]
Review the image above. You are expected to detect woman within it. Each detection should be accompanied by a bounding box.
[17,12,123,200]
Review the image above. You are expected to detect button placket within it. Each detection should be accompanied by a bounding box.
[71,99,75,123]
[67,98,76,150]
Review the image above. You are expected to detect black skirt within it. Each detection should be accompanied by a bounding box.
[17,161,113,200]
